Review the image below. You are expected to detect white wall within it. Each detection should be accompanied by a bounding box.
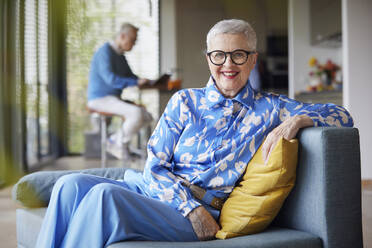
[343,0,372,179]
[160,0,177,74]
[288,0,342,98]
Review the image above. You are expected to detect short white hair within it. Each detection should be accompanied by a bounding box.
[206,19,257,51]
[117,23,138,36]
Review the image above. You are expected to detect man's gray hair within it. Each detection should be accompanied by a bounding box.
[206,19,257,51]
[118,22,139,35]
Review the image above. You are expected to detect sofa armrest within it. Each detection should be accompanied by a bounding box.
[12,167,127,208]
[274,127,363,248]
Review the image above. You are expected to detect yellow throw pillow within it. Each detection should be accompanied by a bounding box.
[216,138,298,239]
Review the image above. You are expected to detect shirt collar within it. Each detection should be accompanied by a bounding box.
[109,41,123,55]
[205,76,255,109]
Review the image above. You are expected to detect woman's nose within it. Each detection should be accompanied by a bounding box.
[224,55,234,66]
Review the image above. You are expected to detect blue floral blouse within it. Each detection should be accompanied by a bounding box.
[140,77,353,217]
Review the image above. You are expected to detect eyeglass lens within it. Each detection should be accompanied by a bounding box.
[209,50,249,65]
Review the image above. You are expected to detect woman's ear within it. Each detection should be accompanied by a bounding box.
[248,52,258,70]
[252,52,258,65]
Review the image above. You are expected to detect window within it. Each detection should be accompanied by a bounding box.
[1,0,65,179]
[66,0,159,153]
[24,0,51,167]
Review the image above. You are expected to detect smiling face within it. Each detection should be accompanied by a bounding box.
[206,33,257,98]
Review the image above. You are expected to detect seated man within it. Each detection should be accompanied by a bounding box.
[87,22,153,160]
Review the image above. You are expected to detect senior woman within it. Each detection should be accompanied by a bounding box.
[36,19,353,247]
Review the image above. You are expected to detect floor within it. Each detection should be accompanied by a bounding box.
[0,156,144,248]
[0,156,372,248]
[364,184,372,247]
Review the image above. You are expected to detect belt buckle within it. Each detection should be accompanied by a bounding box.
[211,197,224,210]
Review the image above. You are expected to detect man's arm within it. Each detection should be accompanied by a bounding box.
[97,47,138,89]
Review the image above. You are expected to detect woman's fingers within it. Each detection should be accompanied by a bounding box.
[262,116,305,163]
[262,121,290,162]
[188,206,220,241]
[262,134,279,163]
[262,137,270,162]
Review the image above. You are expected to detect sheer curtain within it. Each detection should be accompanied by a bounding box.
[0,0,68,185]
[0,0,24,187]
[24,0,51,167]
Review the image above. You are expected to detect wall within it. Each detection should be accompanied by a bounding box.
[160,0,177,75]
[175,0,226,88]
[343,0,372,179]
[223,0,267,53]
[288,0,342,98]
[223,0,288,54]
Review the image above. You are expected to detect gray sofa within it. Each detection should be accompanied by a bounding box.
[12,127,364,248]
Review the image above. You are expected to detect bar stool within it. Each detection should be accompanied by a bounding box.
[87,107,124,168]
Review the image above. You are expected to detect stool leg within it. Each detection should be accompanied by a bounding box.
[101,115,107,168]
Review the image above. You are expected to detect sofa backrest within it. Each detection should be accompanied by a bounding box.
[274,127,363,248]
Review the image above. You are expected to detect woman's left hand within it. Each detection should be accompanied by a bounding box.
[262,115,313,163]
[188,206,220,241]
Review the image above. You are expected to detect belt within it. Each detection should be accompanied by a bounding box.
[181,179,225,210]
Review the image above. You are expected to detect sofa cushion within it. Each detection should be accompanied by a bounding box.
[16,208,46,248]
[107,227,321,248]
[16,208,321,248]
[12,168,127,208]
[216,138,298,239]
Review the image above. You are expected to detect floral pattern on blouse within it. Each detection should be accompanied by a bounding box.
[141,77,353,217]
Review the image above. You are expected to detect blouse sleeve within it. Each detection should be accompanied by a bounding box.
[274,94,354,127]
[143,91,201,217]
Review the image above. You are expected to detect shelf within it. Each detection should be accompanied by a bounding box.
[295,90,342,105]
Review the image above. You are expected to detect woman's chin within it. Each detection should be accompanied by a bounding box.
[221,80,243,89]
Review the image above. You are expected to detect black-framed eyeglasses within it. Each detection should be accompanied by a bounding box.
[206,49,256,66]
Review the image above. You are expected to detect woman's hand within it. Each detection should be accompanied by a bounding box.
[262,115,313,163]
[187,206,220,241]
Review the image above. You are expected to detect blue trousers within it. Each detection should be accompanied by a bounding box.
[35,174,198,248]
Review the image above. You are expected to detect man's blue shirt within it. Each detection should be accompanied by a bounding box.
[127,77,353,217]
[87,42,138,101]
